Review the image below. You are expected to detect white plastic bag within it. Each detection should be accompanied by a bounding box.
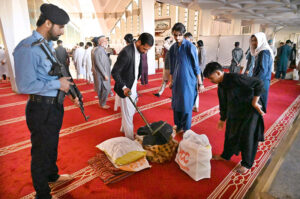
[96,137,146,166]
[175,130,212,181]
[293,69,299,80]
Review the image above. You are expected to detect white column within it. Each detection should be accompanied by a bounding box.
[252,23,261,34]
[232,18,241,35]
[265,26,275,40]
[140,0,156,75]
[0,0,31,93]
[199,9,212,36]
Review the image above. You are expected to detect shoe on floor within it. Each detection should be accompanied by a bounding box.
[153,93,160,97]
[101,105,110,109]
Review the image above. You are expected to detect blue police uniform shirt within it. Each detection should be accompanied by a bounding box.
[13,30,60,97]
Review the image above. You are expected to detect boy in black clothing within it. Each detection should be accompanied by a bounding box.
[204,62,265,174]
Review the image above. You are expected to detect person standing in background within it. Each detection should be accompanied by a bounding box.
[91,37,99,97]
[184,32,193,42]
[94,36,111,109]
[276,40,292,79]
[244,48,255,77]
[74,42,85,79]
[140,53,148,85]
[153,36,174,97]
[268,39,277,57]
[0,46,9,83]
[229,42,243,73]
[55,40,69,68]
[83,42,93,84]
[290,44,297,69]
[124,33,134,45]
[193,40,206,112]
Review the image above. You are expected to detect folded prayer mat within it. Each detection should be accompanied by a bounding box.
[88,151,134,184]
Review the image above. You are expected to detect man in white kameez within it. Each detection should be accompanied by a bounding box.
[0,47,9,83]
[74,42,85,79]
[112,33,154,140]
[83,42,93,84]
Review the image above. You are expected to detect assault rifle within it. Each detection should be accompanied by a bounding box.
[32,39,89,121]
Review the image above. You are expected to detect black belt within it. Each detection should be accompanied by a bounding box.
[29,94,57,104]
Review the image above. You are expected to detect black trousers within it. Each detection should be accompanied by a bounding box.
[26,100,64,199]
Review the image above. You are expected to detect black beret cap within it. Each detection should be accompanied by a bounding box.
[40,3,70,25]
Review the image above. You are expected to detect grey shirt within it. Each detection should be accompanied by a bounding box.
[55,45,69,66]
[94,46,111,88]
[198,47,206,72]
[231,47,243,66]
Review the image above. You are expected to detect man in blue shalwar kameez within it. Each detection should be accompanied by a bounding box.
[169,23,204,133]
[275,40,292,79]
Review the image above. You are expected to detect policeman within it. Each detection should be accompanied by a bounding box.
[13,3,79,199]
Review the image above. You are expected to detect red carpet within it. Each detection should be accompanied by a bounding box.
[0,72,299,199]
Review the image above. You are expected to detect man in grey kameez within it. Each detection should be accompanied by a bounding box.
[229,42,243,73]
[94,36,111,109]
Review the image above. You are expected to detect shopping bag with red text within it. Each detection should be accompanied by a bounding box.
[175,130,212,181]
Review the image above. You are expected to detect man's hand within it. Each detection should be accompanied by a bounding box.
[217,120,225,130]
[252,96,265,116]
[104,76,109,81]
[91,67,96,74]
[252,101,265,116]
[59,77,73,93]
[198,84,205,93]
[123,88,131,97]
[69,95,80,107]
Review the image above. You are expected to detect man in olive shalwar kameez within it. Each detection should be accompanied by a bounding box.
[204,62,265,174]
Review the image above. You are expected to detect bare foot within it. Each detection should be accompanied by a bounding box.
[49,174,74,186]
[212,154,226,161]
[235,165,249,174]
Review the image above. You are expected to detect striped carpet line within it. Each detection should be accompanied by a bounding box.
[0,92,17,97]
[0,101,27,109]
[0,78,162,109]
[0,86,11,90]
[0,84,218,156]
[20,104,220,199]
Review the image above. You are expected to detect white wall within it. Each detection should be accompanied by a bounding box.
[140,0,156,75]
[0,0,31,92]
